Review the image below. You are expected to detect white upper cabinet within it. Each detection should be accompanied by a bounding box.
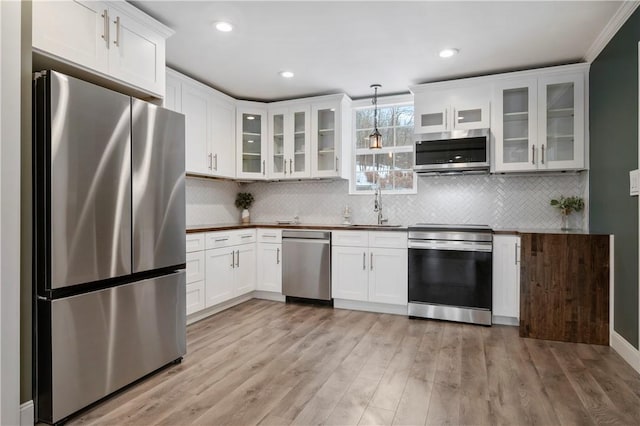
[311,95,352,179]
[411,85,491,134]
[33,0,172,98]
[236,103,268,179]
[267,104,311,179]
[492,78,538,172]
[167,68,236,179]
[492,65,587,172]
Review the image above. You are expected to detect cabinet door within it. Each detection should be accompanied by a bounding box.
[312,102,340,177]
[257,243,282,293]
[369,248,408,305]
[492,235,520,319]
[331,246,368,301]
[452,101,490,130]
[210,95,236,178]
[288,106,311,178]
[237,107,268,179]
[164,71,182,112]
[538,73,585,170]
[234,244,257,296]
[186,281,205,315]
[33,0,110,72]
[268,108,287,179]
[493,79,538,172]
[182,83,211,175]
[186,251,205,284]
[204,248,235,307]
[107,5,165,96]
[414,98,449,133]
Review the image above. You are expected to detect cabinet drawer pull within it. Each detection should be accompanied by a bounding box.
[113,16,120,47]
[289,159,293,175]
[236,250,240,267]
[541,144,545,165]
[101,10,109,47]
[241,235,253,239]
[263,234,276,238]
[262,160,266,176]
[208,153,213,170]
[215,237,229,242]
[445,109,448,129]
[276,248,280,264]
[370,252,373,270]
[214,153,218,171]
[335,157,339,172]
[362,252,366,270]
[231,252,235,268]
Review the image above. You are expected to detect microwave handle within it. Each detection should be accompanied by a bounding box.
[445,109,448,130]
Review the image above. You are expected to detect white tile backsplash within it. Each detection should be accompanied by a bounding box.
[187,173,588,230]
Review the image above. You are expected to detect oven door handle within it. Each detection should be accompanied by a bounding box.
[408,241,492,252]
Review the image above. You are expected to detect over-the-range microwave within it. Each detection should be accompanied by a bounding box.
[413,128,490,174]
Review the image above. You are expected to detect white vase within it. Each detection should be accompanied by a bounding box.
[241,208,250,224]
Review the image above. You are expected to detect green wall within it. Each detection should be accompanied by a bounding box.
[590,8,640,348]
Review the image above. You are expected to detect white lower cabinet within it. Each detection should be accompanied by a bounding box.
[256,229,283,293]
[234,244,256,296]
[185,251,205,315]
[332,231,408,306]
[204,246,236,307]
[492,234,521,324]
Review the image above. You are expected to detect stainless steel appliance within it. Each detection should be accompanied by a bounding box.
[33,70,186,424]
[413,128,490,173]
[408,224,493,325]
[282,230,331,301]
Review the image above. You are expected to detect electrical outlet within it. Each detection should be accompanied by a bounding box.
[630,169,639,196]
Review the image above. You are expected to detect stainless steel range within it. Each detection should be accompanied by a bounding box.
[407,224,493,326]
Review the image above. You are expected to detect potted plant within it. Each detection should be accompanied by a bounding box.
[235,192,254,224]
[550,195,584,230]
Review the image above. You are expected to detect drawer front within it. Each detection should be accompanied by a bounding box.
[186,281,205,315]
[232,229,257,245]
[369,231,408,249]
[186,251,205,284]
[332,231,369,247]
[257,228,282,243]
[205,231,235,249]
[186,233,205,253]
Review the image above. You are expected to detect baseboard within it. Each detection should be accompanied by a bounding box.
[611,330,640,374]
[186,294,253,325]
[492,315,519,326]
[252,290,286,302]
[20,400,34,426]
[333,299,408,316]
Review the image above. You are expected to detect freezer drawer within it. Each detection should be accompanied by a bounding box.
[35,271,186,424]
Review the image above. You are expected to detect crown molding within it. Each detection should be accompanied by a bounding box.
[585,1,640,63]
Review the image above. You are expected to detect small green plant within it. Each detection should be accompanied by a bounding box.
[550,195,584,215]
[235,192,254,210]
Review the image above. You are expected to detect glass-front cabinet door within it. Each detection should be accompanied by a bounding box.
[267,105,310,179]
[268,109,286,178]
[236,106,267,179]
[312,102,341,177]
[538,73,584,170]
[289,106,311,178]
[493,78,538,172]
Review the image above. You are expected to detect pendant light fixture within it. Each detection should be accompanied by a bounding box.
[369,84,382,149]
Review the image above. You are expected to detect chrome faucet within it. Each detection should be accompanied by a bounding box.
[374,185,388,225]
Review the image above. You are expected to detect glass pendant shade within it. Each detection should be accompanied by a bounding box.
[369,129,382,149]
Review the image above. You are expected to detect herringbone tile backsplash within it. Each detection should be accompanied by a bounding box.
[187,173,588,230]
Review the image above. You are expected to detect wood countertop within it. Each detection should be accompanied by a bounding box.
[186,223,409,233]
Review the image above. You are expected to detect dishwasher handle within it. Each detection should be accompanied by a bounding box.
[282,238,330,244]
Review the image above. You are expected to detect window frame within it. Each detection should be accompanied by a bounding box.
[349,94,417,195]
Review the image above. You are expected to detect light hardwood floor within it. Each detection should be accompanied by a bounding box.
[71,299,640,426]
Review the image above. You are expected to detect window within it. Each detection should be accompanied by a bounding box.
[351,100,416,193]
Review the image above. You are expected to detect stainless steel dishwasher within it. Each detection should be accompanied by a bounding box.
[282,230,332,301]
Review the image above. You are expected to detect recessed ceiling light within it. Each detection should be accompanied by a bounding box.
[439,48,459,58]
[214,21,233,32]
[279,71,294,78]
[247,140,254,144]
[246,116,255,120]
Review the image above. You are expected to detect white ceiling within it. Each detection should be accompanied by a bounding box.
[132,1,624,101]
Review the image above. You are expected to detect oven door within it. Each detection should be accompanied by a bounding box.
[408,242,492,310]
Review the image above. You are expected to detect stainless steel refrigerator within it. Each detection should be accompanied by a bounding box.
[33,70,186,424]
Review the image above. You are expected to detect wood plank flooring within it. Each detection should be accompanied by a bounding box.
[71,300,640,426]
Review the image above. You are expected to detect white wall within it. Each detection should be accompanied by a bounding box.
[0,0,23,424]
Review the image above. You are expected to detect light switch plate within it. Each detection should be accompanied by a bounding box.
[630,169,639,196]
